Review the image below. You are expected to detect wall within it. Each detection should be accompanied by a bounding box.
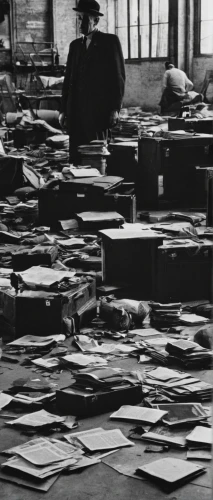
[54,0,108,65]
[193,57,213,94]
[123,61,164,111]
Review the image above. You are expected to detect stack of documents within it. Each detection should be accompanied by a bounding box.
[149,302,182,327]
[73,367,140,391]
[46,134,69,150]
[143,367,212,402]
[0,437,79,491]
[165,339,213,368]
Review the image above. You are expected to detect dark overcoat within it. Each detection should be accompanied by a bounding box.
[61,31,125,144]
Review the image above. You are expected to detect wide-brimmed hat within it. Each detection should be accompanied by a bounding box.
[73,0,104,16]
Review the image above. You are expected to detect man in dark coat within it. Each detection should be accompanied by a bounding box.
[59,0,125,162]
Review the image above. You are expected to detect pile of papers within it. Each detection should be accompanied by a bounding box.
[78,141,110,172]
[46,134,69,150]
[165,339,213,368]
[0,437,81,491]
[149,302,182,328]
[143,367,212,402]
[73,367,141,391]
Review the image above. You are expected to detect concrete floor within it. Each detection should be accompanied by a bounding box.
[0,346,212,500]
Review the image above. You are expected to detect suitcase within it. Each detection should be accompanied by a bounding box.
[107,141,138,181]
[155,240,213,303]
[12,245,58,271]
[168,117,213,135]
[138,135,213,208]
[38,183,136,225]
[99,229,163,299]
[56,383,142,417]
[1,279,96,337]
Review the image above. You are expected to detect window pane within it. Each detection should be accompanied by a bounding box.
[201,20,213,54]
[130,0,138,26]
[140,0,149,26]
[151,22,168,57]
[152,0,169,24]
[117,27,128,59]
[140,25,150,57]
[201,0,213,21]
[117,0,128,27]
[0,14,11,49]
[130,26,139,57]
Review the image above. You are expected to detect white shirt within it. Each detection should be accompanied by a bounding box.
[163,67,194,95]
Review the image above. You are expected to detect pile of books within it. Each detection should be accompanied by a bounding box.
[149,302,182,328]
[78,141,110,173]
[165,339,213,368]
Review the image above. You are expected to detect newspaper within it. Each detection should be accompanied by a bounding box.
[110,405,168,424]
[15,439,76,465]
[76,429,134,451]
[6,409,66,428]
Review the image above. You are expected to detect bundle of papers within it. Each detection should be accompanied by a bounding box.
[149,302,182,327]
[2,201,38,220]
[6,409,66,429]
[135,457,206,492]
[17,266,75,289]
[165,339,213,368]
[46,134,69,150]
[78,142,109,156]
[143,367,212,402]
[73,367,140,390]
[110,405,168,425]
[186,426,212,449]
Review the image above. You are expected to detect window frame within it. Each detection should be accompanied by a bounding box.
[115,0,171,62]
[194,0,213,57]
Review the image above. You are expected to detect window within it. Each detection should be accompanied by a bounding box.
[0,12,11,50]
[115,0,169,60]
[195,0,213,55]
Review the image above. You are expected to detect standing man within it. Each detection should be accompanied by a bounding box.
[59,0,125,162]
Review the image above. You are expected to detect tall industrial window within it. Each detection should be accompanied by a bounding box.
[115,0,169,60]
[195,0,213,55]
